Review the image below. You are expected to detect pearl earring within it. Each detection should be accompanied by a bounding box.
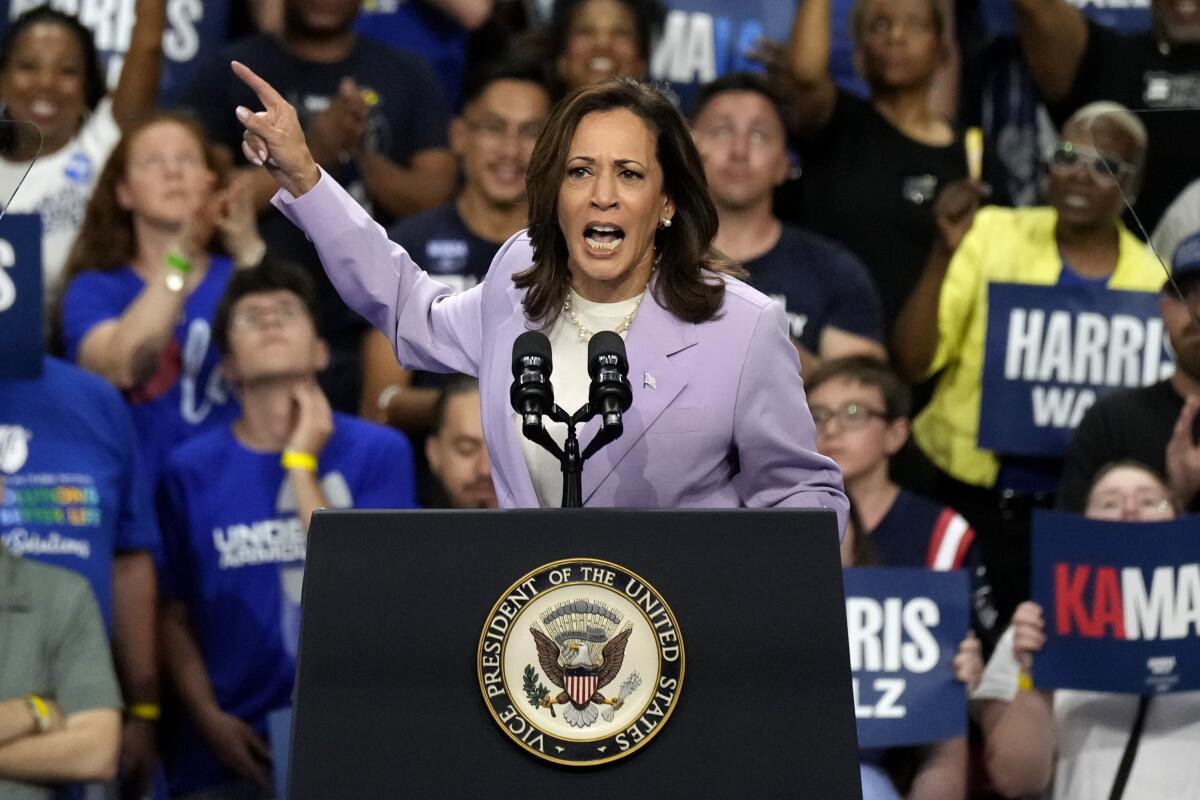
[659,217,672,229]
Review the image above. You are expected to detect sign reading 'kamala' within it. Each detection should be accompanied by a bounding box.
[477,559,684,766]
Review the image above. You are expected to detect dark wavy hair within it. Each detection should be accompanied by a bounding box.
[547,0,665,64]
[213,257,320,355]
[516,79,743,326]
[0,7,105,113]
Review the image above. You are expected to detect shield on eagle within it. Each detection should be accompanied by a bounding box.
[565,668,599,707]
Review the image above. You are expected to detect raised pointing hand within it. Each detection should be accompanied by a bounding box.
[231,60,321,198]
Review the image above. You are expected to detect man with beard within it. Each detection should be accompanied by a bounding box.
[1059,236,1200,512]
[1010,0,1200,231]
[425,376,499,509]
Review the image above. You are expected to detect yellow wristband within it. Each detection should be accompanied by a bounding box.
[1017,669,1034,692]
[128,703,161,721]
[25,695,50,733]
[281,450,318,472]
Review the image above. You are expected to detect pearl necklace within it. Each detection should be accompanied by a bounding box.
[562,288,646,342]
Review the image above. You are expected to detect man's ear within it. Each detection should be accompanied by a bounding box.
[425,434,442,474]
[314,338,330,372]
[883,417,911,457]
[449,116,468,158]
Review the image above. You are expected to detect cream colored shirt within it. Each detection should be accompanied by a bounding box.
[518,289,641,507]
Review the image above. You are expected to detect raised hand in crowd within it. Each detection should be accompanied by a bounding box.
[306,77,370,170]
[216,174,269,268]
[1166,395,1200,508]
[932,179,990,254]
[745,38,806,137]
[954,631,984,694]
[1009,601,1047,669]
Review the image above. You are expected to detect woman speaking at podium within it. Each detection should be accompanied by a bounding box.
[230,62,847,527]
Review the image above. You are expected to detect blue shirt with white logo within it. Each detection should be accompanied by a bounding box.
[157,413,417,796]
[0,357,159,630]
[60,257,240,484]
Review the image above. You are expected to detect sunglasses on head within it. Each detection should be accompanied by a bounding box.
[1050,141,1134,185]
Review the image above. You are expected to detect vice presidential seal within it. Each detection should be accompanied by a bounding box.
[477,558,684,766]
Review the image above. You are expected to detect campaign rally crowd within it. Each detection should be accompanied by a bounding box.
[0,0,1197,797]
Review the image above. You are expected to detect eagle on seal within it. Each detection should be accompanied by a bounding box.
[531,624,632,728]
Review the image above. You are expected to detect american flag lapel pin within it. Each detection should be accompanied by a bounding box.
[643,371,656,390]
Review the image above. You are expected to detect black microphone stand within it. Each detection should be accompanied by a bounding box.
[521,403,624,508]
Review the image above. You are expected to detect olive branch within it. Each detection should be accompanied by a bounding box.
[523,664,554,716]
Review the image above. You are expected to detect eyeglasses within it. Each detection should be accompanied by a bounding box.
[231,299,306,331]
[694,124,781,148]
[465,116,543,144]
[1050,142,1135,185]
[1085,493,1173,520]
[810,403,891,431]
[130,154,207,173]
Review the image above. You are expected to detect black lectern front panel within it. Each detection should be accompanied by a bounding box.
[290,509,861,798]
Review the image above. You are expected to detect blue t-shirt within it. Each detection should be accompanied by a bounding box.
[157,413,417,796]
[743,223,884,352]
[355,0,468,108]
[60,256,240,484]
[0,357,158,630]
[870,489,999,646]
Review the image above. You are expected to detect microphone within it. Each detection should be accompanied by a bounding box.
[510,331,554,429]
[587,331,633,433]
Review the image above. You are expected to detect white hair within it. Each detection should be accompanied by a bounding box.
[1064,101,1149,171]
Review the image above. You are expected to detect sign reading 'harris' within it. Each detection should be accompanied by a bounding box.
[477,559,684,766]
[978,283,1173,458]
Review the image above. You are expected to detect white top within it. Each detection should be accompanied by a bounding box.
[518,289,642,507]
[974,627,1200,799]
[0,98,121,305]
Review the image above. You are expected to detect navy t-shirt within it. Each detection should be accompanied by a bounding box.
[743,223,884,352]
[181,35,451,384]
[61,257,239,485]
[0,357,158,630]
[870,489,1000,647]
[157,413,417,796]
[388,201,498,295]
[355,0,468,108]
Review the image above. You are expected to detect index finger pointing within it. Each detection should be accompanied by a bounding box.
[232,60,286,110]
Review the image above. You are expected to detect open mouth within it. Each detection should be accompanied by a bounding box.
[589,56,616,73]
[584,223,624,254]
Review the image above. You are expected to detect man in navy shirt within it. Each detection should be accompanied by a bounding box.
[689,72,886,376]
[157,261,417,797]
[182,0,456,414]
[806,356,1000,649]
[364,60,552,504]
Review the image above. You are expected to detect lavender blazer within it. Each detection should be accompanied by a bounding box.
[275,173,847,530]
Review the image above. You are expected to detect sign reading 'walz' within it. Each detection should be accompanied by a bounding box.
[1031,511,1200,694]
[844,568,969,749]
[477,558,684,766]
[978,283,1173,458]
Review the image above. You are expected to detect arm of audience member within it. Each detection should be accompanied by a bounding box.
[977,603,1056,798]
[818,327,887,363]
[112,551,159,791]
[0,699,58,746]
[160,601,272,789]
[782,0,838,133]
[908,737,967,800]
[891,180,986,382]
[74,192,217,389]
[111,0,167,128]
[426,0,495,29]
[0,708,120,784]
[1166,395,1200,508]
[928,0,960,122]
[358,148,457,220]
[216,174,269,268]
[1009,0,1088,104]
[360,328,440,432]
[287,381,334,533]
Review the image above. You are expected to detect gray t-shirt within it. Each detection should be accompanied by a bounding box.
[0,545,121,799]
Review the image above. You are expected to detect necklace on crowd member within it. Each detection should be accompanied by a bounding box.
[562,287,647,342]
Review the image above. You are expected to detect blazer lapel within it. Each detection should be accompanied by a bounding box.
[581,286,697,504]
[486,283,540,507]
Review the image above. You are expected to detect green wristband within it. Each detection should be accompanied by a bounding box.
[166,251,192,275]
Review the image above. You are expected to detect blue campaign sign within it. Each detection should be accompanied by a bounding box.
[0,214,42,379]
[978,282,1173,458]
[1031,511,1200,694]
[844,567,969,749]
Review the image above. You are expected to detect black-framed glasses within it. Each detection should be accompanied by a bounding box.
[1050,142,1134,185]
[810,403,891,431]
